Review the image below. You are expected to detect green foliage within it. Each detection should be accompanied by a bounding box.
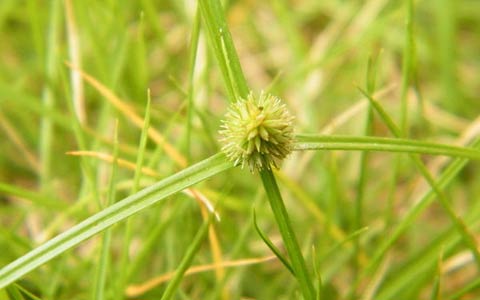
[1,0,480,299]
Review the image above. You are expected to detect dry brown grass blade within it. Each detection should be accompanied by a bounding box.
[188,188,226,288]
[67,150,160,178]
[66,150,219,215]
[64,62,187,167]
[82,125,140,156]
[125,255,277,297]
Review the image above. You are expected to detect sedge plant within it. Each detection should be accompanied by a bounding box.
[2,0,480,299]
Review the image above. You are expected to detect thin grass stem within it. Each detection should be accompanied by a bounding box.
[260,169,316,300]
[358,88,480,269]
[160,214,213,300]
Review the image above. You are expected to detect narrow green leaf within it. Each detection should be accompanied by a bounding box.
[0,82,73,130]
[198,0,249,101]
[13,283,42,300]
[160,213,213,300]
[311,248,322,300]
[0,153,233,289]
[357,88,480,269]
[347,90,480,298]
[353,54,376,280]
[0,183,66,210]
[360,144,480,298]
[260,169,316,300]
[186,8,201,163]
[39,0,62,192]
[400,0,415,133]
[294,134,480,161]
[374,228,453,300]
[116,91,152,298]
[435,0,460,113]
[92,122,119,300]
[6,284,24,300]
[253,209,294,275]
[429,253,442,300]
[320,227,369,264]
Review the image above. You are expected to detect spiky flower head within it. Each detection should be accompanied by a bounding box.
[219,91,294,172]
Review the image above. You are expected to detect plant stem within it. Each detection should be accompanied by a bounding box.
[198,0,249,101]
[160,213,213,300]
[0,153,232,289]
[39,0,61,192]
[260,169,316,300]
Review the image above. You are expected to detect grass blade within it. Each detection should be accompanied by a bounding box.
[357,140,480,297]
[357,88,480,269]
[198,0,249,101]
[0,153,233,289]
[160,213,213,300]
[39,0,61,192]
[400,0,415,133]
[253,209,294,275]
[186,8,201,163]
[92,122,119,299]
[294,134,480,160]
[115,91,152,299]
[260,169,316,300]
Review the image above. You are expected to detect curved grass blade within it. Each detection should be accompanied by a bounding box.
[10,283,42,300]
[5,285,23,300]
[253,209,294,275]
[319,227,369,264]
[294,135,480,161]
[357,145,479,298]
[357,88,480,268]
[260,169,316,300]
[0,153,233,289]
[160,213,213,300]
[348,88,480,297]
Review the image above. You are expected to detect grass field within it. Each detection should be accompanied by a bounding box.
[1,0,480,299]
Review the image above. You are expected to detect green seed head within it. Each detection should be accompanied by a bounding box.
[219,92,294,172]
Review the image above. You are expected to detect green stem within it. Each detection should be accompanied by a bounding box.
[0,153,232,289]
[198,0,249,101]
[260,169,316,300]
[160,214,213,300]
[400,0,414,134]
[186,9,201,163]
[39,0,61,192]
[359,88,480,269]
[93,122,119,299]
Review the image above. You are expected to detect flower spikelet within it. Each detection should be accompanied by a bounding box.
[219,92,294,172]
